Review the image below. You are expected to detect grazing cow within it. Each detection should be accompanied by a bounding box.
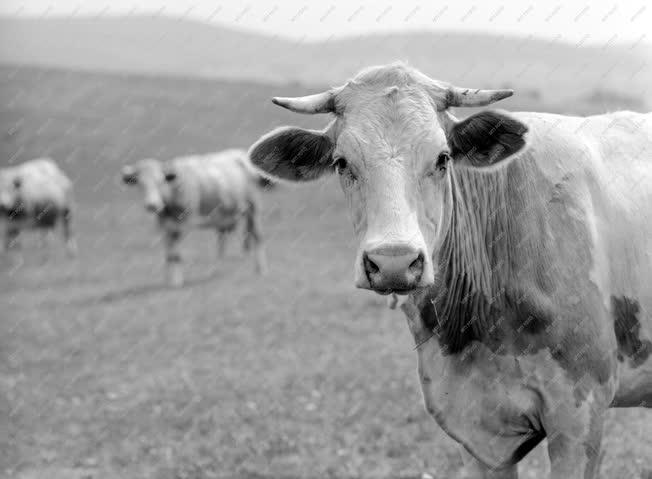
[250,63,652,478]
[0,158,76,254]
[121,150,267,286]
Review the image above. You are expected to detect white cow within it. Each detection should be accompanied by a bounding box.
[122,149,267,286]
[0,158,76,254]
[250,63,652,478]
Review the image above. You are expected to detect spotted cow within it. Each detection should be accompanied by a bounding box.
[122,149,267,286]
[0,158,76,255]
[249,63,652,478]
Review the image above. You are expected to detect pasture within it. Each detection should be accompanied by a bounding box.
[1,65,651,479]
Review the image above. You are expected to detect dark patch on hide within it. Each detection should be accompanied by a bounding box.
[612,295,651,368]
[34,204,59,227]
[448,110,528,167]
[6,204,27,221]
[250,127,334,182]
[429,271,493,354]
[505,288,552,336]
[419,296,439,332]
[160,203,190,222]
[421,282,613,400]
[7,200,60,227]
[548,331,612,406]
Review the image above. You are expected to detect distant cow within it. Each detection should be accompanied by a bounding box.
[250,63,652,478]
[0,158,76,254]
[121,150,267,286]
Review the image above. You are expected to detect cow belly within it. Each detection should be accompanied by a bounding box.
[8,201,61,228]
[199,212,239,231]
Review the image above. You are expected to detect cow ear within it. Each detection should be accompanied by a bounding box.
[249,126,334,182]
[446,110,528,168]
[121,166,138,184]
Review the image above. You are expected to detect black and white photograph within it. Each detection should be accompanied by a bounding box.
[1,1,651,478]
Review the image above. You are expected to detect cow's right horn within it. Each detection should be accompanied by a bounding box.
[445,85,514,108]
[272,90,337,114]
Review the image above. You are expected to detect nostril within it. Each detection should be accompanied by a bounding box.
[409,253,424,272]
[363,253,380,275]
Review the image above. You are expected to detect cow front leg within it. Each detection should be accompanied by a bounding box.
[164,228,183,287]
[244,201,266,275]
[546,407,604,479]
[4,226,20,252]
[216,229,228,258]
[62,207,77,257]
[458,447,518,479]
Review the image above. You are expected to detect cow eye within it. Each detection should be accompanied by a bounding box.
[436,152,450,170]
[333,157,348,173]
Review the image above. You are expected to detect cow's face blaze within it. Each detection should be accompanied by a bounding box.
[329,86,448,293]
[250,64,527,295]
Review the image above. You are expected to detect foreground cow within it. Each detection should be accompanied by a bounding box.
[250,63,652,478]
[0,158,76,254]
[121,150,266,286]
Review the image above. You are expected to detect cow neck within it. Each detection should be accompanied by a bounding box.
[428,160,546,354]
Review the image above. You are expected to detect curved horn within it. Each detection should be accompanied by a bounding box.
[446,85,514,108]
[272,90,336,114]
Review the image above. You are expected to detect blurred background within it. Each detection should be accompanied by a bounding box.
[1,1,651,478]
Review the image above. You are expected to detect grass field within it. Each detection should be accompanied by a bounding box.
[1,65,651,479]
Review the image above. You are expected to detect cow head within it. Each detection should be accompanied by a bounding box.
[250,63,528,295]
[0,172,21,214]
[121,159,174,214]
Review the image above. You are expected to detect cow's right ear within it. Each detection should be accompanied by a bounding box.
[249,126,334,182]
[121,166,138,184]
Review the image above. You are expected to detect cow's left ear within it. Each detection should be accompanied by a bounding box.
[446,110,528,168]
[249,125,334,182]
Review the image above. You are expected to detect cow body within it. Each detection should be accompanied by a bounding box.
[122,149,266,286]
[249,63,652,478]
[402,111,652,476]
[0,158,76,254]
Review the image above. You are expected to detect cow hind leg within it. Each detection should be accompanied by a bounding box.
[164,229,184,287]
[243,201,266,275]
[4,226,20,252]
[62,207,77,257]
[217,229,228,258]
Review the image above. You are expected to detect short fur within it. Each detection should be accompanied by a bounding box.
[0,158,75,254]
[122,150,267,285]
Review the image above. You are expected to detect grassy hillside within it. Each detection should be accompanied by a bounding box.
[1,66,651,479]
[0,16,650,107]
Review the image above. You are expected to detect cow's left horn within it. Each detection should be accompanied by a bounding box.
[272,90,336,114]
[446,86,514,108]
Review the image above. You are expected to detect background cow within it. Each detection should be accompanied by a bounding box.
[0,158,76,255]
[250,63,652,478]
[121,149,267,287]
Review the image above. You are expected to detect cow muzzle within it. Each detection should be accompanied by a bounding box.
[145,201,163,213]
[356,242,433,294]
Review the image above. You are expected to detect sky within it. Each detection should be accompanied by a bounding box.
[1,0,650,46]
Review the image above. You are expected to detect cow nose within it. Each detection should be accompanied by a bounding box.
[145,202,161,213]
[362,244,425,292]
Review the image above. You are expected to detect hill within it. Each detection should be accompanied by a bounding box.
[0,16,650,106]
